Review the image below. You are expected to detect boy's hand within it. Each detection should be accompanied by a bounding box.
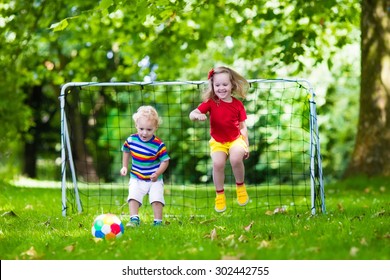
[150,173,158,182]
[120,167,127,176]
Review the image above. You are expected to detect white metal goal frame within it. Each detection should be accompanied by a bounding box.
[59,79,326,217]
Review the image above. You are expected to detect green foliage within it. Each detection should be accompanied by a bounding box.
[0,178,388,260]
[314,43,360,179]
[0,0,361,179]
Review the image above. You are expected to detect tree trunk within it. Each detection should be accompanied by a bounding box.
[23,140,37,178]
[22,86,42,178]
[344,0,390,177]
[68,89,100,182]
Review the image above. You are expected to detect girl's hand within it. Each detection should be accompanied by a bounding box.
[195,113,207,121]
[190,109,207,121]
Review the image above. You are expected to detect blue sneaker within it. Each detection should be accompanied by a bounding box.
[153,220,163,226]
[126,216,140,227]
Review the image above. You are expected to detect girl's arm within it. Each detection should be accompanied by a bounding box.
[240,121,250,159]
[239,121,249,146]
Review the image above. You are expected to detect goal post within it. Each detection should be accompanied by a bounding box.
[59,79,325,217]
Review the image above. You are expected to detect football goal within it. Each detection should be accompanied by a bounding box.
[59,79,325,217]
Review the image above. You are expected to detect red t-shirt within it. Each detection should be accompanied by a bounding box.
[197,97,247,143]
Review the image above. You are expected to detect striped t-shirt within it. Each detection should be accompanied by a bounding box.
[122,134,170,181]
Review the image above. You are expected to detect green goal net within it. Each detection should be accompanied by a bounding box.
[59,79,325,217]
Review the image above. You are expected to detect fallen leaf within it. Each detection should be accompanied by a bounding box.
[222,255,241,260]
[238,234,248,243]
[244,221,254,232]
[21,246,38,259]
[372,210,385,217]
[210,228,217,240]
[215,225,226,230]
[257,240,270,248]
[306,247,320,253]
[273,206,287,214]
[351,215,364,221]
[349,246,359,257]
[224,234,235,241]
[265,210,274,216]
[92,237,104,243]
[50,227,59,233]
[64,244,75,253]
[185,247,198,254]
[1,211,19,217]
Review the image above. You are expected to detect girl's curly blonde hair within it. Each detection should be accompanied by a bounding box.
[202,66,249,101]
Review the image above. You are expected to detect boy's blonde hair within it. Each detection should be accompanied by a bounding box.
[202,66,249,101]
[132,105,162,127]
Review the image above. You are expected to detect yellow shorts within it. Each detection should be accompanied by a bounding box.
[209,136,248,155]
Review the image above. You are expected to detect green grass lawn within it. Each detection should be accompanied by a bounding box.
[0,177,389,260]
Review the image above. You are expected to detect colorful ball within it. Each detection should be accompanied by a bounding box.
[91,213,124,240]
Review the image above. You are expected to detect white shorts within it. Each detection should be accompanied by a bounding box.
[127,178,165,206]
